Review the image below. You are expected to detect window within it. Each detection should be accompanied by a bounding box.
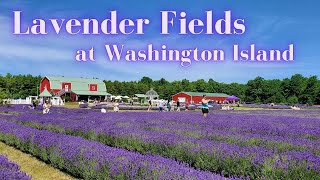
[62,83,71,92]
[90,84,98,91]
[64,85,69,92]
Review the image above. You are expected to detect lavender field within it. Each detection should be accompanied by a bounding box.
[0,105,319,179]
[0,154,30,180]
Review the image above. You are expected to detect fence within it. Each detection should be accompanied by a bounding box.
[7,97,64,106]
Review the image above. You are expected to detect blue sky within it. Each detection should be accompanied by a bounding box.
[0,0,319,83]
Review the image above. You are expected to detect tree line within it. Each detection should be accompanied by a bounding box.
[0,73,319,105]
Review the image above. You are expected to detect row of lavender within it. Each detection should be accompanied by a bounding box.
[213,109,320,119]
[3,110,318,154]
[242,104,320,109]
[1,108,319,179]
[0,155,31,180]
[0,120,232,180]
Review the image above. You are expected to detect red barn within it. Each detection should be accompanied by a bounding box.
[172,92,229,103]
[39,76,111,101]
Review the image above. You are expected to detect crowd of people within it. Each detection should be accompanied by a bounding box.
[149,99,183,112]
[36,95,236,118]
[97,95,212,118]
[147,95,209,118]
[26,99,52,114]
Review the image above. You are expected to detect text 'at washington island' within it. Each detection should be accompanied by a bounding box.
[100,44,294,67]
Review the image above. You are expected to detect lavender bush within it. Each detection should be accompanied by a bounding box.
[0,155,31,180]
[0,120,233,180]
[0,107,319,179]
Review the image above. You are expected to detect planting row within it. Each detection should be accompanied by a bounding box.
[1,112,319,179]
[2,111,319,154]
[0,155,31,180]
[0,120,231,180]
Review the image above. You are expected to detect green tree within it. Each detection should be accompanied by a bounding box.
[0,88,6,100]
[245,77,264,103]
[289,74,307,102]
[287,96,299,105]
[300,76,319,105]
[140,76,153,87]
[194,79,208,92]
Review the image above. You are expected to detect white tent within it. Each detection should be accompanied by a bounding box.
[115,96,122,100]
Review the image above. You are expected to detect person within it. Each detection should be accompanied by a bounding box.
[101,108,107,113]
[158,100,164,112]
[147,99,152,111]
[166,100,171,112]
[28,104,34,109]
[42,100,51,114]
[170,100,174,111]
[185,101,189,111]
[32,99,37,109]
[201,95,209,118]
[176,99,180,112]
[291,105,301,110]
[113,100,119,112]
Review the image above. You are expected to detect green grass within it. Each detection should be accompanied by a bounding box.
[64,102,80,109]
[0,141,76,180]
[233,107,270,110]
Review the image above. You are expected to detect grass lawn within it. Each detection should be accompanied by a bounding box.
[63,102,80,109]
[0,141,76,180]
[233,107,266,110]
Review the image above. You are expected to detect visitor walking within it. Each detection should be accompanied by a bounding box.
[170,100,174,111]
[113,100,119,112]
[185,101,189,111]
[201,95,209,118]
[32,99,37,109]
[147,99,152,111]
[176,99,180,111]
[166,100,171,111]
[42,100,51,114]
[158,100,164,112]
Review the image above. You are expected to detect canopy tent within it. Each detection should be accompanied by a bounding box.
[115,96,122,100]
[226,95,240,101]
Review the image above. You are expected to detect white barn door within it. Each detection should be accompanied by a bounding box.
[178,97,186,102]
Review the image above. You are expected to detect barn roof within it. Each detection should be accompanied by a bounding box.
[45,76,107,92]
[183,92,229,97]
[39,87,52,97]
[71,90,111,96]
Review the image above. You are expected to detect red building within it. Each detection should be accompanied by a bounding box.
[172,92,229,103]
[39,76,111,101]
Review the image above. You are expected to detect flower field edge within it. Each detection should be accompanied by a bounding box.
[1,118,319,180]
[0,120,232,180]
